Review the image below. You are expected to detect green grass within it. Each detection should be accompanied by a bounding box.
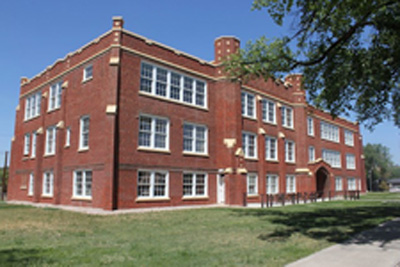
[0,193,400,266]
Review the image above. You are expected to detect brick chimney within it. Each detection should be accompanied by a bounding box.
[112,16,124,29]
[214,36,240,64]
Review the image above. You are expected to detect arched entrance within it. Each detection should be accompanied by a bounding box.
[316,167,329,198]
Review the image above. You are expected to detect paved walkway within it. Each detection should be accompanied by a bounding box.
[287,218,400,267]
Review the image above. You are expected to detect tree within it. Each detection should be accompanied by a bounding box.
[364,143,394,190]
[224,0,400,128]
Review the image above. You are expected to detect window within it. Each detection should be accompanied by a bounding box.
[138,115,169,150]
[42,171,54,197]
[262,98,276,123]
[48,82,62,111]
[183,173,207,197]
[286,175,296,193]
[24,91,41,120]
[281,105,293,128]
[322,149,341,168]
[79,116,90,150]
[309,146,315,162]
[247,173,258,195]
[348,177,356,190]
[65,127,71,147]
[83,65,93,81]
[73,170,92,198]
[241,91,255,118]
[24,133,30,156]
[285,140,295,163]
[28,173,34,196]
[242,132,257,159]
[307,117,314,136]
[320,121,339,143]
[183,123,207,154]
[346,154,356,170]
[345,130,354,146]
[137,170,169,198]
[31,131,37,158]
[265,136,277,161]
[335,177,343,191]
[45,126,56,155]
[266,174,279,194]
[140,62,207,108]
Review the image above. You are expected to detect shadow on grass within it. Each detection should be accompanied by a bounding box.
[0,248,54,266]
[233,204,400,244]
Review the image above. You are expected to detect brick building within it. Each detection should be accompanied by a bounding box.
[8,17,366,210]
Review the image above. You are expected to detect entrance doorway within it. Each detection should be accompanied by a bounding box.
[316,168,329,198]
[217,174,225,204]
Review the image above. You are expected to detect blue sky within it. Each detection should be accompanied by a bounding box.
[0,0,399,165]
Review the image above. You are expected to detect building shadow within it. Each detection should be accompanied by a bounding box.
[232,204,400,244]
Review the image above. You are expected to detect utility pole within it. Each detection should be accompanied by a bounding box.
[1,151,8,201]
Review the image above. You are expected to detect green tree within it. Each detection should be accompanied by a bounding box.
[224,0,400,128]
[364,143,394,190]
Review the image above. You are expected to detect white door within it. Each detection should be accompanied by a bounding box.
[217,175,225,204]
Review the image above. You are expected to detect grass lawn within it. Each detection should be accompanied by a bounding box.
[0,193,399,266]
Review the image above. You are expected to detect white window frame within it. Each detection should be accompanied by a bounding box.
[65,127,71,147]
[348,177,356,190]
[241,91,256,119]
[262,98,276,124]
[24,133,30,156]
[73,170,93,199]
[31,131,37,158]
[138,114,170,151]
[182,172,208,197]
[48,81,62,111]
[285,140,295,163]
[320,121,340,143]
[242,131,257,159]
[344,130,354,146]
[139,62,207,108]
[24,91,41,121]
[266,174,279,194]
[83,65,93,82]
[79,116,90,150]
[45,126,56,156]
[322,149,341,168]
[335,177,343,191]
[265,136,277,161]
[281,105,293,128]
[286,175,296,193]
[183,123,208,154]
[137,170,169,199]
[346,153,356,170]
[307,116,314,136]
[247,173,258,196]
[28,173,34,196]
[42,171,54,197]
[308,146,315,162]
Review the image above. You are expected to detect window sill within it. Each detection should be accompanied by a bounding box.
[139,91,208,111]
[307,134,315,138]
[263,121,277,126]
[82,77,93,84]
[285,161,296,165]
[266,159,279,163]
[44,153,55,158]
[71,196,92,201]
[182,152,209,158]
[135,197,170,203]
[182,196,209,200]
[47,107,61,114]
[78,148,89,153]
[27,194,33,197]
[20,185,27,190]
[30,156,36,160]
[64,144,70,148]
[247,194,259,198]
[137,147,171,154]
[282,126,295,131]
[242,115,257,121]
[41,195,53,198]
[24,115,40,123]
[244,157,258,161]
[22,156,30,161]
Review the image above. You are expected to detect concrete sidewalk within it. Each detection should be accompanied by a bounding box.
[287,218,400,267]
